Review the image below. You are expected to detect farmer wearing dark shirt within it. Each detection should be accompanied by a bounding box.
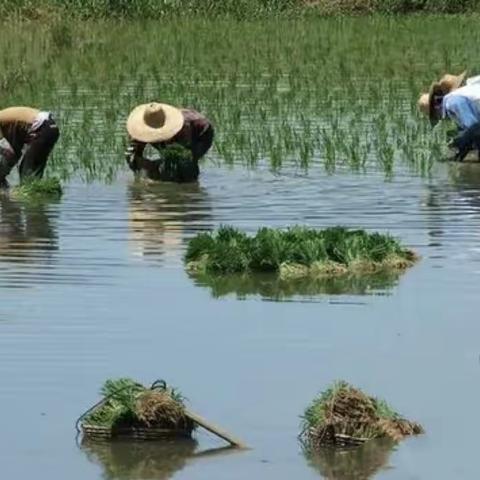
[125,103,214,182]
[0,107,60,189]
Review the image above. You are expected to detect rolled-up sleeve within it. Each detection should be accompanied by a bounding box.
[443,94,480,130]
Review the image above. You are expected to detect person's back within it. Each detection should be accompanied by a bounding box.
[0,107,59,188]
[441,84,480,160]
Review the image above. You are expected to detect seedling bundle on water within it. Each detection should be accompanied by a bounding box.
[79,378,193,441]
[300,381,423,449]
[185,226,417,278]
[78,378,246,447]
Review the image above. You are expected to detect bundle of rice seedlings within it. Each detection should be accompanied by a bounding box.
[12,177,63,199]
[81,378,194,440]
[300,381,423,450]
[135,390,187,428]
[160,144,193,163]
[185,226,418,278]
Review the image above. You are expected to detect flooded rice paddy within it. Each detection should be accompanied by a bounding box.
[2,16,480,480]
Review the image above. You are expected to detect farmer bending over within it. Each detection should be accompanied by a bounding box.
[125,103,214,182]
[0,107,60,189]
[418,71,480,161]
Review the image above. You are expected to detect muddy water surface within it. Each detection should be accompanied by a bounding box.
[1,160,480,479]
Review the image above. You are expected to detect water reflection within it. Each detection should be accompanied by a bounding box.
[82,439,239,480]
[424,162,480,250]
[82,439,197,480]
[305,439,395,480]
[0,193,58,263]
[189,271,402,301]
[127,181,212,262]
[449,162,480,195]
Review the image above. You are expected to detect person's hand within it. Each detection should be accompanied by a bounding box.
[446,129,458,141]
[447,139,468,162]
[27,131,39,143]
[125,144,135,161]
[3,147,15,161]
[0,137,15,160]
[125,144,141,172]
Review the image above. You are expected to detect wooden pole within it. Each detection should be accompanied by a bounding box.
[185,409,248,449]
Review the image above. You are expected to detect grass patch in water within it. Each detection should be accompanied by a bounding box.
[83,378,193,432]
[12,177,62,200]
[185,226,417,277]
[300,381,424,449]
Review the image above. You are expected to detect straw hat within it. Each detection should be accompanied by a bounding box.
[127,103,184,143]
[438,70,467,93]
[417,93,430,115]
[417,71,467,125]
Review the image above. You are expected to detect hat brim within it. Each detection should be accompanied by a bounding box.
[448,70,467,91]
[127,103,184,143]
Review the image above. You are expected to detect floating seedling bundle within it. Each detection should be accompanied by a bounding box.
[185,226,417,278]
[78,378,194,441]
[300,381,423,449]
[78,378,246,447]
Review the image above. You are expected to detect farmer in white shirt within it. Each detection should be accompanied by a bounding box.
[418,71,480,161]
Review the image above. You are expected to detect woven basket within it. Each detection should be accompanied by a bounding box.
[333,433,367,447]
[81,423,193,441]
[307,425,368,448]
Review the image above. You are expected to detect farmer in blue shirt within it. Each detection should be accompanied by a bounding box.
[442,84,480,161]
[418,71,480,161]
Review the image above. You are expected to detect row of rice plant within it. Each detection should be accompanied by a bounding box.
[0,0,478,20]
[0,16,475,181]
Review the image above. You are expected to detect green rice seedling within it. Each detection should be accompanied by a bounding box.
[49,20,73,51]
[185,226,418,277]
[160,144,193,163]
[0,0,477,20]
[299,381,424,450]
[0,15,475,180]
[12,177,63,200]
[83,378,192,432]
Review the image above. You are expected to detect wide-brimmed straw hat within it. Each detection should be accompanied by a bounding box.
[438,70,467,93]
[127,103,184,143]
[417,70,467,125]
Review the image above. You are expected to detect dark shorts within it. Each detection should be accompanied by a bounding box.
[19,117,60,179]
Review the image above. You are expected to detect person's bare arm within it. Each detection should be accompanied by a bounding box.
[191,118,214,161]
